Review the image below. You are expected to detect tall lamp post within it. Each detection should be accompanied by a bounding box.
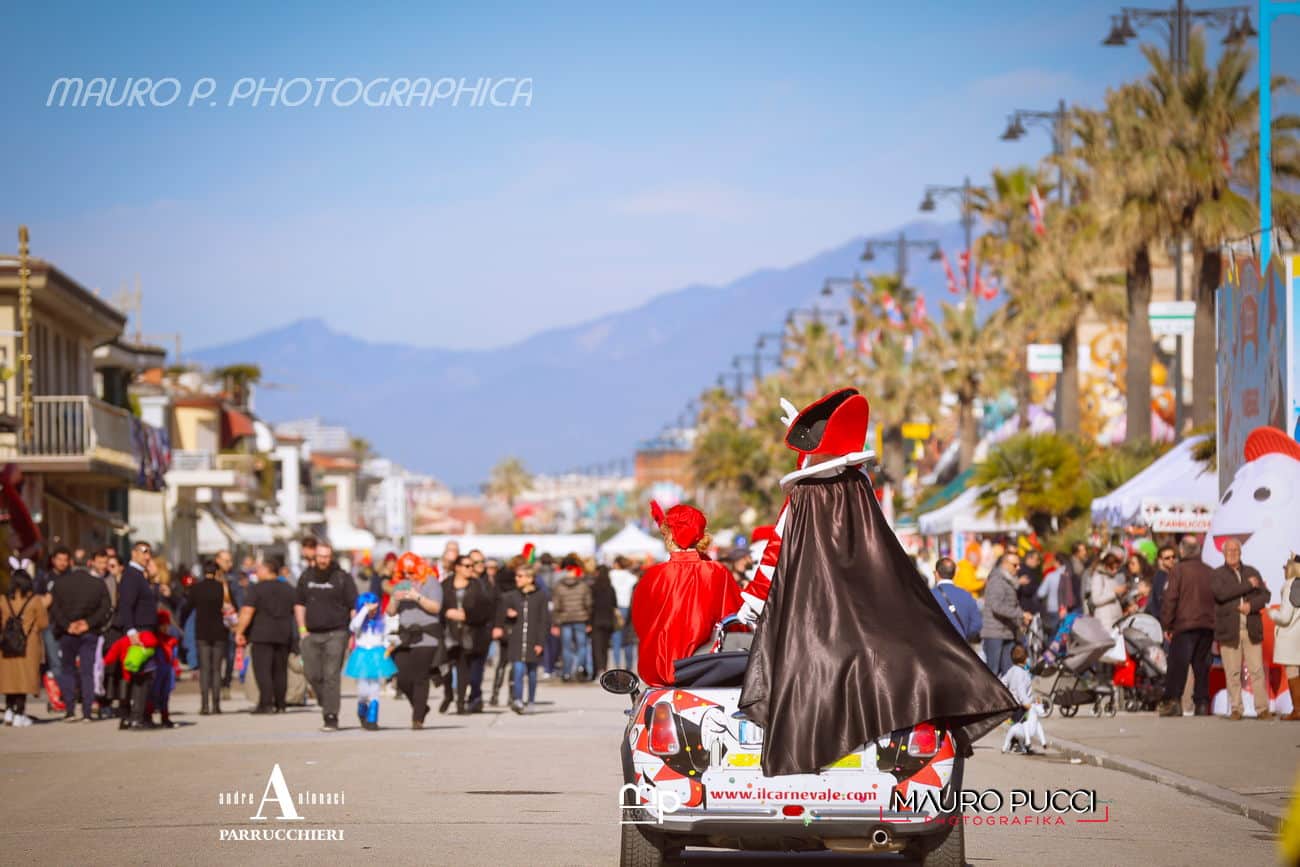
[919,177,978,293]
[1103,2,1256,433]
[861,233,942,287]
[1000,100,1070,203]
[17,226,33,449]
[1260,0,1300,268]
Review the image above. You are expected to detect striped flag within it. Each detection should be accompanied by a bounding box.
[1029,185,1046,237]
[940,250,960,295]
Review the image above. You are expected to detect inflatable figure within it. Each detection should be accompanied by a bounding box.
[1203,426,1300,600]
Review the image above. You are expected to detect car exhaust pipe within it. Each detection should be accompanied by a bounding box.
[871,829,891,847]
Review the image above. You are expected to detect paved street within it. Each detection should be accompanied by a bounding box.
[0,677,1281,866]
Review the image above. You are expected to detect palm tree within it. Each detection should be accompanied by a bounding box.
[213,363,262,408]
[1133,33,1299,429]
[972,432,1088,537]
[923,301,1009,471]
[1028,201,1125,435]
[972,166,1048,431]
[849,275,936,484]
[486,456,533,511]
[1072,91,1168,445]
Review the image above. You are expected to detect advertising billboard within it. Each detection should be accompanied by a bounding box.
[1216,256,1290,492]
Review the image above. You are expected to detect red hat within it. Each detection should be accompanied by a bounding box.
[784,388,870,457]
[651,500,708,549]
[1244,426,1300,463]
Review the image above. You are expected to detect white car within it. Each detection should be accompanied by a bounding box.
[603,668,966,866]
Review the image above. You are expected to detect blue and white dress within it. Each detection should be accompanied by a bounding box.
[345,597,398,680]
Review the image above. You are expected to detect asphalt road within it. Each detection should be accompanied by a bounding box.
[0,677,1279,866]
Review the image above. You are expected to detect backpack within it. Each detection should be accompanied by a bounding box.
[1,597,32,658]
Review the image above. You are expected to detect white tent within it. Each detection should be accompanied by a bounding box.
[1090,436,1217,527]
[598,523,667,561]
[917,485,1030,537]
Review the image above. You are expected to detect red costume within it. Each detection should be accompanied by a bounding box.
[631,504,743,686]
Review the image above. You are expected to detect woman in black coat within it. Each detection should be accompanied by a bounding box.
[439,556,497,715]
[589,566,618,677]
[184,560,229,715]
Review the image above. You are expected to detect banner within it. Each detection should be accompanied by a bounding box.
[1139,497,1214,533]
[1216,256,1290,493]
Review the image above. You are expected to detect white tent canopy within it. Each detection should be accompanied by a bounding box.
[598,523,667,561]
[918,485,1030,536]
[1090,436,1217,527]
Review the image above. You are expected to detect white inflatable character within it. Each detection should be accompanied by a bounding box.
[1203,427,1300,601]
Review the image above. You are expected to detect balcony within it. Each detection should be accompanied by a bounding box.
[166,449,260,495]
[0,395,137,478]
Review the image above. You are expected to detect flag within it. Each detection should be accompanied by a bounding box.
[940,250,960,295]
[1029,185,1046,237]
[911,295,928,326]
[956,251,972,294]
[970,252,999,301]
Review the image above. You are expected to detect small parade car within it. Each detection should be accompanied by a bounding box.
[602,666,966,866]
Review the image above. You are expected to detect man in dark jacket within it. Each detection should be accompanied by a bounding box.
[114,542,160,728]
[1213,538,1272,720]
[496,562,550,713]
[931,558,982,645]
[1158,537,1217,717]
[294,543,357,731]
[236,558,298,714]
[50,564,113,722]
[1147,545,1176,621]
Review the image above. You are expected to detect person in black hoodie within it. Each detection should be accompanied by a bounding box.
[439,555,496,715]
[588,565,618,677]
[184,560,229,715]
[49,563,112,722]
[113,542,159,729]
[497,563,550,713]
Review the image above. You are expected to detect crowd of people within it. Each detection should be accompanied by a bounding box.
[0,534,703,732]
[914,534,1300,723]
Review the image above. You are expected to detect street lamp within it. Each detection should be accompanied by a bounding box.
[999,100,1070,203]
[862,232,942,287]
[1102,3,1253,75]
[918,177,979,291]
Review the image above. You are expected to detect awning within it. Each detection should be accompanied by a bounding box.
[917,485,1030,537]
[200,503,275,550]
[45,488,133,535]
[222,409,256,444]
[327,520,376,552]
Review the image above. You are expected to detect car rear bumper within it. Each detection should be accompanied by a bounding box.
[630,806,952,841]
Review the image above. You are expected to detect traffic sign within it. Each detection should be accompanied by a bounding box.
[1026,344,1063,374]
[1149,300,1195,336]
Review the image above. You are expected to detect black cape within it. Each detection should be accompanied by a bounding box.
[738,469,1017,777]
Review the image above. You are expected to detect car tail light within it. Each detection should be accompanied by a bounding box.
[648,702,681,756]
[907,722,939,758]
[782,805,804,817]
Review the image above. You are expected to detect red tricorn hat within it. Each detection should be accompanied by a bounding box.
[1244,426,1300,462]
[650,500,708,550]
[784,388,871,457]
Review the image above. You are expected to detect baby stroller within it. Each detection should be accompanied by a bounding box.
[1033,615,1118,718]
[1113,612,1167,711]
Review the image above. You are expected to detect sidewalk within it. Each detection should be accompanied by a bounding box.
[1043,712,1299,826]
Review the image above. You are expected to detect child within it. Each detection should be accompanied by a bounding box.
[344,593,396,730]
[103,628,159,730]
[999,645,1036,753]
[498,563,550,714]
[149,609,180,728]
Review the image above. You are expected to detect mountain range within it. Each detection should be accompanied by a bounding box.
[191,219,976,489]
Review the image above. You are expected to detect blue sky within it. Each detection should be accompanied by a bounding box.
[2,1,1297,351]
